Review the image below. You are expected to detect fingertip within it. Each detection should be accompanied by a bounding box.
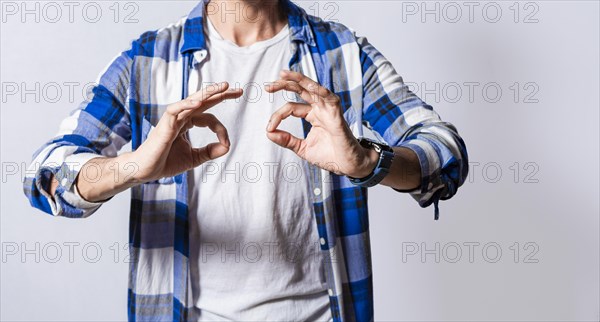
[266,130,278,142]
[267,130,282,141]
[221,143,230,156]
[266,130,285,146]
[225,87,243,98]
[266,118,281,132]
[219,81,229,91]
[221,143,230,152]
[210,142,230,159]
[216,129,230,147]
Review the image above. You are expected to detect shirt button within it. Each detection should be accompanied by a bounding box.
[313,187,321,196]
[61,178,68,186]
[328,288,334,296]
[320,238,326,245]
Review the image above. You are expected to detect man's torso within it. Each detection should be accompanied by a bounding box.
[186,17,331,321]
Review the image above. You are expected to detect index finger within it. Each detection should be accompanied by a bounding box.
[280,70,333,99]
[188,81,231,104]
[265,80,318,104]
[196,87,243,111]
[183,82,242,117]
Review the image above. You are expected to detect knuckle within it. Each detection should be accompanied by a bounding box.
[214,120,225,129]
[329,94,341,105]
[166,107,177,116]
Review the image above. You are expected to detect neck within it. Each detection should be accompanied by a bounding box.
[206,0,287,47]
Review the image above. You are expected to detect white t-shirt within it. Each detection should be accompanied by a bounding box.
[187,17,332,321]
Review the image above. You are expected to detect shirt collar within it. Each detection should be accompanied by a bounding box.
[282,0,316,46]
[180,0,316,54]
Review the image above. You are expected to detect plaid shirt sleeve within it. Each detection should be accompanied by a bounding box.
[356,35,469,217]
[22,44,134,218]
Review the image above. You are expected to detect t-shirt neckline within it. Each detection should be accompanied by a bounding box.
[205,16,290,54]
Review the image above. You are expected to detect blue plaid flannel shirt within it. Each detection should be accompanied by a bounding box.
[23,1,468,321]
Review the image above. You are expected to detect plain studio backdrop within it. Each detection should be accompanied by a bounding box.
[1,1,598,321]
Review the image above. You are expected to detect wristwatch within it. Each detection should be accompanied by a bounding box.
[348,138,394,187]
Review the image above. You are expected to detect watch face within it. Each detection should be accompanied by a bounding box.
[358,137,376,147]
[359,138,391,152]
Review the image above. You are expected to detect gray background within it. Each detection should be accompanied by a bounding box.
[1,0,599,321]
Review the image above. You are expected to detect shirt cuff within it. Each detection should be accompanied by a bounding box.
[36,152,107,217]
[393,138,443,206]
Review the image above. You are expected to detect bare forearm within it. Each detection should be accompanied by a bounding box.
[74,152,141,202]
[379,147,421,191]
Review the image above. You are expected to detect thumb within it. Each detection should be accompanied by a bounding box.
[266,130,303,155]
[192,142,229,167]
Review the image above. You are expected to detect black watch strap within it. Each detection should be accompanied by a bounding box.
[348,138,394,187]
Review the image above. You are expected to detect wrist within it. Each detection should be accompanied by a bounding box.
[349,147,380,178]
[347,138,395,188]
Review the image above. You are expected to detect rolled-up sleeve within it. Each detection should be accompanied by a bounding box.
[23,44,134,218]
[356,35,469,218]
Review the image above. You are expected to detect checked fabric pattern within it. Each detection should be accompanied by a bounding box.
[23,1,468,320]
